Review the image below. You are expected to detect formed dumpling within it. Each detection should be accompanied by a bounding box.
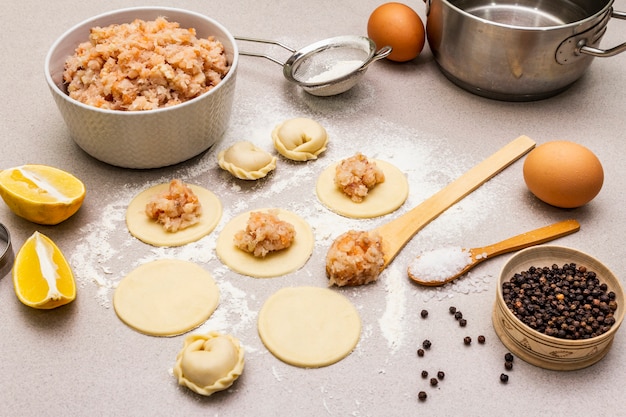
[173,331,245,396]
[272,118,328,161]
[218,141,277,180]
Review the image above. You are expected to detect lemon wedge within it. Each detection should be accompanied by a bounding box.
[0,164,86,225]
[12,231,76,309]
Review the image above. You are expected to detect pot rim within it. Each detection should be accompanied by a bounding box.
[434,0,614,31]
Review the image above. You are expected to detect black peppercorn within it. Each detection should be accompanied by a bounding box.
[500,373,509,383]
[463,336,471,345]
[502,263,618,340]
[417,348,424,357]
[449,306,457,314]
[478,335,486,344]
[421,370,428,378]
[418,391,427,401]
[454,311,463,320]
[459,318,467,327]
[422,340,432,349]
[437,371,445,380]
[420,309,429,318]
[430,378,438,386]
[504,352,514,362]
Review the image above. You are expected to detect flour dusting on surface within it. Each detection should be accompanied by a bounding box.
[378,264,406,353]
[66,76,508,359]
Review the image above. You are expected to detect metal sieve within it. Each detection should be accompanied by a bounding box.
[236,35,391,96]
[0,223,14,279]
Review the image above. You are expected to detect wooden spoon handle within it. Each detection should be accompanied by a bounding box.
[375,135,536,267]
[473,219,581,258]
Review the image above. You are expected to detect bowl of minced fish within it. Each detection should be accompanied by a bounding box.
[493,245,625,371]
[45,7,238,169]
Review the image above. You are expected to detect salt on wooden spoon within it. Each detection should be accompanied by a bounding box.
[326,135,537,286]
[407,219,581,287]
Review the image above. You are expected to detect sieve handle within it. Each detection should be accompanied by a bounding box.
[362,45,393,69]
[578,9,626,58]
[235,36,296,66]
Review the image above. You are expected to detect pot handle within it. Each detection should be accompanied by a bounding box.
[578,10,626,58]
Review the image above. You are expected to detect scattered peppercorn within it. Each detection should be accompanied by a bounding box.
[417,348,425,357]
[449,306,457,314]
[418,391,427,401]
[430,378,438,386]
[505,361,513,370]
[500,373,509,383]
[463,336,472,345]
[502,263,618,340]
[422,340,432,349]
[504,352,514,363]
[437,371,445,380]
[454,311,463,320]
[421,370,428,378]
[420,309,429,318]
[459,318,467,327]
[478,335,486,344]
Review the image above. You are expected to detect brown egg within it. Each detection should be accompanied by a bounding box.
[523,141,604,208]
[367,2,425,62]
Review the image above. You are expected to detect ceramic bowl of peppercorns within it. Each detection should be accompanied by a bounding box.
[493,245,624,371]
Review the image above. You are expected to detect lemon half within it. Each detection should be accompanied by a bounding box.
[12,231,76,309]
[0,164,86,225]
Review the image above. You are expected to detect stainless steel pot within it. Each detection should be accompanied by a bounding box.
[424,0,626,100]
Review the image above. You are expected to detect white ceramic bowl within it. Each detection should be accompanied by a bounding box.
[45,7,238,169]
[493,245,624,370]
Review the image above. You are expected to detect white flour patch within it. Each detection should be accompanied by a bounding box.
[378,264,406,354]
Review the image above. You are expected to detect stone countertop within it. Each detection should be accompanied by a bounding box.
[1,0,625,416]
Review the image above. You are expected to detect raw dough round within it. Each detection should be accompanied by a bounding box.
[126,183,222,247]
[173,331,245,396]
[258,286,361,368]
[216,208,314,278]
[316,159,409,218]
[113,259,219,337]
[272,118,328,161]
[218,141,277,180]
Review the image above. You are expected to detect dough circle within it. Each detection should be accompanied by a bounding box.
[316,159,409,218]
[113,259,219,337]
[126,183,222,247]
[216,208,314,278]
[258,286,361,368]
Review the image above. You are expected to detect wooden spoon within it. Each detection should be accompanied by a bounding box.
[408,219,581,287]
[326,135,537,286]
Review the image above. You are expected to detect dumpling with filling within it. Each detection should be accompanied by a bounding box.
[218,141,277,180]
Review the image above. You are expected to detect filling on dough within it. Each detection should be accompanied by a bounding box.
[272,117,328,161]
[173,332,245,396]
[334,153,385,202]
[234,210,296,257]
[326,230,384,286]
[217,141,277,180]
[145,179,202,232]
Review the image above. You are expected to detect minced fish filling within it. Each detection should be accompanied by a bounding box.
[63,17,229,111]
